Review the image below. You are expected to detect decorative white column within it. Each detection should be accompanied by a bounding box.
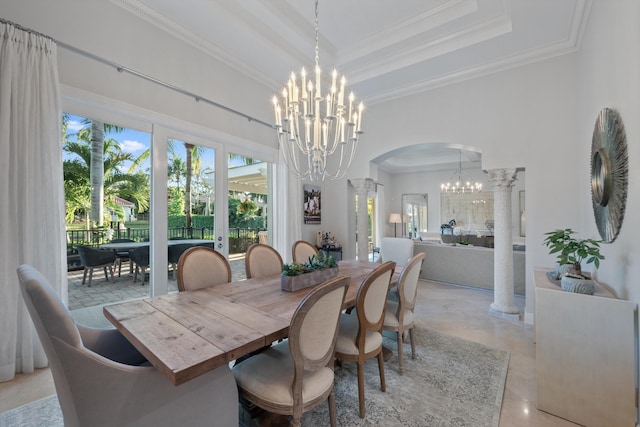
[349,178,375,261]
[488,169,519,319]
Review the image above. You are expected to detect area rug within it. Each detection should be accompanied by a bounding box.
[0,328,509,427]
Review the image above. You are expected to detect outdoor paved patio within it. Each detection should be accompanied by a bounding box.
[67,256,247,311]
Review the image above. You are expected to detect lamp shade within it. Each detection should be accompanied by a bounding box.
[389,213,402,224]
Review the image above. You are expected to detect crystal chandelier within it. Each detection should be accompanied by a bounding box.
[272,0,363,182]
[440,150,482,194]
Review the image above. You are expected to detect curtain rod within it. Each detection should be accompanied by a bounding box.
[56,40,274,129]
[0,17,54,41]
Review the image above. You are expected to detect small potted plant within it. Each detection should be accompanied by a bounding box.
[281,252,338,292]
[543,228,605,294]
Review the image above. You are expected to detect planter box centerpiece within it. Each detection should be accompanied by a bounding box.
[281,252,338,292]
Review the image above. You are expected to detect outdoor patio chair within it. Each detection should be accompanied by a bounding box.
[168,243,195,280]
[129,246,150,285]
[17,264,238,427]
[110,238,135,277]
[76,245,116,287]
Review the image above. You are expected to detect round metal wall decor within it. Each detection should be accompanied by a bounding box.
[591,108,628,243]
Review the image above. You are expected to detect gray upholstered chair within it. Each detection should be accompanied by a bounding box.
[379,237,414,268]
[291,240,319,263]
[76,245,116,287]
[334,261,396,418]
[382,252,425,374]
[232,276,349,427]
[245,243,283,279]
[177,246,231,292]
[16,264,238,427]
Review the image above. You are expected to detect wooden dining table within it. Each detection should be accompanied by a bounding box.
[103,259,396,386]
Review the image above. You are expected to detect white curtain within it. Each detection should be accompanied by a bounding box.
[0,21,65,382]
[272,152,302,264]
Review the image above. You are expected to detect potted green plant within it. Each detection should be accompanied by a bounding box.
[543,228,605,294]
[281,252,338,292]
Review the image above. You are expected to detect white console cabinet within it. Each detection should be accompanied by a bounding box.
[534,268,635,427]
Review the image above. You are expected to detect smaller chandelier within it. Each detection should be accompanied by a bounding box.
[440,150,482,194]
[272,0,363,182]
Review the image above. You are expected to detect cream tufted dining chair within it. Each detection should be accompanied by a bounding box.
[177,246,232,292]
[334,261,396,418]
[232,276,349,427]
[382,252,424,374]
[245,243,284,279]
[291,240,319,263]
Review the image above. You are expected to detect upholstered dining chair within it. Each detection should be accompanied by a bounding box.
[378,237,415,269]
[382,252,425,374]
[76,245,116,287]
[232,276,349,427]
[129,246,150,285]
[334,261,396,418]
[292,240,319,263]
[245,243,284,279]
[16,264,238,427]
[177,246,232,292]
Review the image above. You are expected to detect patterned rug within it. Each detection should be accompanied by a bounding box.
[0,328,509,427]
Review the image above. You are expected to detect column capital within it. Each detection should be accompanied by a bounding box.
[488,169,518,191]
[348,178,376,194]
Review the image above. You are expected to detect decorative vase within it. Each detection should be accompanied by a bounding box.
[560,274,595,295]
[280,267,338,292]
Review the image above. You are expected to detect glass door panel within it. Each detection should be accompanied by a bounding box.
[228,153,269,281]
[166,139,216,290]
[63,113,151,310]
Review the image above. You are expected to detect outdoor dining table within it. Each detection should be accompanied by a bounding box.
[100,238,215,250]
[103,259,397,386]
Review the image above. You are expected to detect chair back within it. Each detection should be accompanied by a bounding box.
[356,261,396,337]
[129,245,150,267]
[245,243,283,279]
[168,243,194,264]
[379,237,414,268]
[397,253,425,312]
[289,275,349,374]
[177,246,232,291]
[292,240,319,263]
[17,265,82,425]
[77,245,116,267]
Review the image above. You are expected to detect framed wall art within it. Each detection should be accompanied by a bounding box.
[304,184,321,224]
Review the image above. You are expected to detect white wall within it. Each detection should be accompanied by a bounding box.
[334,54,580,322]
[578,2,640,318]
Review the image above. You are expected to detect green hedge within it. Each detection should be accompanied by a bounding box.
[168,215,214,228]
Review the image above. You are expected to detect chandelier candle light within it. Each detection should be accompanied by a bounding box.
[272,0,363,182]
[440,150,482,194]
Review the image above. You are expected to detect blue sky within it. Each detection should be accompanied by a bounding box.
[64,114,227,173]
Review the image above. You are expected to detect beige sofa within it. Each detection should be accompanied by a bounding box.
[413,242,525,295]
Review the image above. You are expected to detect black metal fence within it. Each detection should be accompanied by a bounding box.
[66,227,265,271]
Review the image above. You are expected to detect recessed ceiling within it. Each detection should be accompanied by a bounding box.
[114,0,590,173]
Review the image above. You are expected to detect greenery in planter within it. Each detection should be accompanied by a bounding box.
[281,252,338,277]
[543,228,605,274]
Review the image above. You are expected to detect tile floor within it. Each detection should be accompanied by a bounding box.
[0,279,580,426]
